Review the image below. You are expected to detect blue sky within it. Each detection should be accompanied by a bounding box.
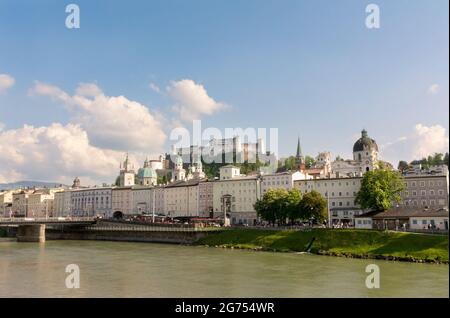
[0,0,448,184]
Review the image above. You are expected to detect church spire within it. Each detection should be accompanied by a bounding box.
[296,136,302,159]
[295,136,305,170]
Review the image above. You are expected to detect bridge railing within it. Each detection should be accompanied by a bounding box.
[81,224,224,232]
[0,217,96,223]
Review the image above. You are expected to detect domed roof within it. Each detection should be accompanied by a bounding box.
[137,167,157,178]
[353,129,378,152]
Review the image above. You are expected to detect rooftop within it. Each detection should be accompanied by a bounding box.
[356,207,449,219]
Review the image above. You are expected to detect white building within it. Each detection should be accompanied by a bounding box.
[54,190,72,217]
[355,208,449,231]
[12,190,33,217]
[294,177,364,226]
[171,154,186,182]
[27,190,57,218]
[119,154,135,187]
[0,190,15,217]
[164,180,202,218]
[213,167,260,226]
[132,186,155,215]
[219,165,241,180]
[330,129,379,178]
[399,165,449,209]
[71,187,112,217]
[112,186,133,217]
[260,171,311,195]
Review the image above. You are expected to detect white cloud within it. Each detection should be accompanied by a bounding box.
[380,124,449,164]
[427,83,440,95]
[0,74,15,93]
[30,82,167,152]
[167,79,227,122]
[412,124,449,158]
[0,123,126,185]
[149,82,160,93]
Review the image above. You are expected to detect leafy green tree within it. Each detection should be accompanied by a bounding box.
[444,152,449,167]
[254,188,289,225]
[298,190,328,223]
[285,188,302,223]
[283,156,297,171]
[305,155,316,169]
[355,169,405,211]
[397,160,409,172]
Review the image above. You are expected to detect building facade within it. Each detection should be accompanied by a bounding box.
[111,187,133,217]
[213,167,260,226]
[72,187,112,217]
[260,171,310,195]
[198,180,214,218]
[27,190,55,218]
[399,166,449,209]
[0,190,14,217]
[12,190,33,217]
[54,190,72,217]
[294,177,364,226]
[164,180,201,218]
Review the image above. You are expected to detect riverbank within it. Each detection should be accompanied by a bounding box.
[195,228,449,264]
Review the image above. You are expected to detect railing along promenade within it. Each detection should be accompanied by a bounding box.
[0,217,95,225]
[84,221,224,233]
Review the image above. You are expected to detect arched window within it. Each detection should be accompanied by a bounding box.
[358,153,362,161]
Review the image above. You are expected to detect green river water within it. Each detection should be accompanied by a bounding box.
[0,239,448,297]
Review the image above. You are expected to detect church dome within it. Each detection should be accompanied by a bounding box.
[353,129,378,152]
[137,167,157,178]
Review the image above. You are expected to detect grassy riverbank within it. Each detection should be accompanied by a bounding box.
[196,229,449,263]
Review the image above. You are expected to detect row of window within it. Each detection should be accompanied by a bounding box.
[72,191,110,196]
[72,197,109,204]
[331,201,355,208]
[262,180,290,186]
[405,180,444,187]
[298,180,360,188]
[403,199,446,207]
[403,189,445,196]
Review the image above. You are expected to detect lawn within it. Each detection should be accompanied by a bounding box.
[196,228,449,263]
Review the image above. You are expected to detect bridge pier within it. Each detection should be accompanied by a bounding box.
[17,224,46,242]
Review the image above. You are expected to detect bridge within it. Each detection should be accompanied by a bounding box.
[0,217,97,242]
[0,217,224,243]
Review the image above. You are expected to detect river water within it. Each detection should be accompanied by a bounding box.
[0,239,448,297]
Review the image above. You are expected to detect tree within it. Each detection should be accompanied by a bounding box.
[397,160,409,172]
[283,156,297,171]
[355,168,405,211]
[444,152,449,167]
[285,189,302,223]
[305,155,316,169]
[298,190,328,223]
[254,188,289,225]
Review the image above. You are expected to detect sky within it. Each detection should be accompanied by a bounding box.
[0,0,448,185]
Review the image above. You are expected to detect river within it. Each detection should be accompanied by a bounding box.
[0,239,448,297]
